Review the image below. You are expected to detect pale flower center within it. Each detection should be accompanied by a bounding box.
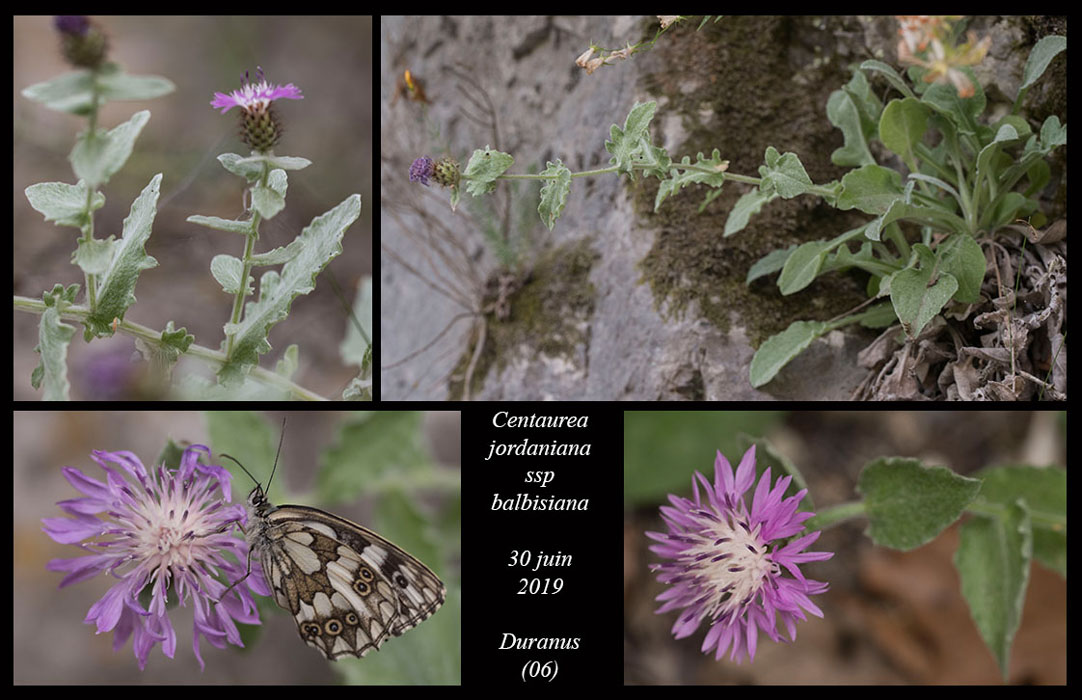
[686,505,776,620]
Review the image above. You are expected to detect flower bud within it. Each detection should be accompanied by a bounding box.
[409,155,459,189]
[54,15,109,69]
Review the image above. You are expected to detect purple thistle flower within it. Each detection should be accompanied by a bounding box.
[210,66,302,152]
[41,445,266,670]
[646,445,832,663]
[210,66,303,114]
[410,156,436,186]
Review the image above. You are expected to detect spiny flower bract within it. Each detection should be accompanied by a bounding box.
[646,445,832,663]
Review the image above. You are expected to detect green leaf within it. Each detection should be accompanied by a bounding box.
[605,101,658,175]
[31,285,79,400]
[70,110,151,188]
[22,69,100,115]
[878,97,930,161]
[537,159,571,230]
[654,150,728,211]
[857,457,982,550]
[249,238,304,267]
[745,244,796,284]
[84,173,162,338]
[975,123,1020,190]
[159,320,195,355]
[749,320,829,388]
[955,501,1032,680]
[890,244,958,338]
[97,71,175,102]
[726,189,778,236]
[251,169,287,219]
[758,146,812,198]
[837,164,904,215]
[71,237,116,276]
[864,197,968,242]
[921,72,985,135]
[22,65,172,115]
[859,59,916,100]
[185,215,252,234]
[777,240,829,295]
[856,301,899,328]
[218,194,360,384]
[463,146,514,196]
[973,465,1065,577]
[218,153,267,182]
[1019,35,1066,94]
[826,88,876,167]
[210,254,250,295]
[1039,115,1067,150]
[936,233,986,304]
[25,180,105,230]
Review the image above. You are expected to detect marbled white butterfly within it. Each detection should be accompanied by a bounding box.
[222,431,445,660]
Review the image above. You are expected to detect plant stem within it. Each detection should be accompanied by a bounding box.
[14,295,328,401]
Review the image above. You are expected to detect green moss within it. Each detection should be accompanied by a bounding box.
[631,17,876,346]
[447,238,599,399]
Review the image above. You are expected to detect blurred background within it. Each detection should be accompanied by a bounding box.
[624,411,1066,684]
[13,16,372,400]
[14,410,460,683]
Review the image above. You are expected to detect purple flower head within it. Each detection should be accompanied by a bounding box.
[54,16,90,36]
[646,445,832,663]
[210,66,303,115]
[410,156,436,186]
[41,445,266,670]
[410,155,459,189]
[210,67,302,152]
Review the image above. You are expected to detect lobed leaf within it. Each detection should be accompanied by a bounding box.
[218,194,360,384]
[758,146,812,198]
[653,150,728,211]
[826,88,876,167]
[605,101,658,176]
[84,173,162,339]
[537,159,572,230]
[31,285,79,400]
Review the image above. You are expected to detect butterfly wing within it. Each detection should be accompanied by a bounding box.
[257,504,445,660]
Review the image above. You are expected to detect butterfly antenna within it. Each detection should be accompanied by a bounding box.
[220,453,258,488]
[268,417,287,489]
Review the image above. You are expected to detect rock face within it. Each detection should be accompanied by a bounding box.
[380,16,1065,400]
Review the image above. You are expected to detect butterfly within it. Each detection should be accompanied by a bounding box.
[221,437,445,660]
